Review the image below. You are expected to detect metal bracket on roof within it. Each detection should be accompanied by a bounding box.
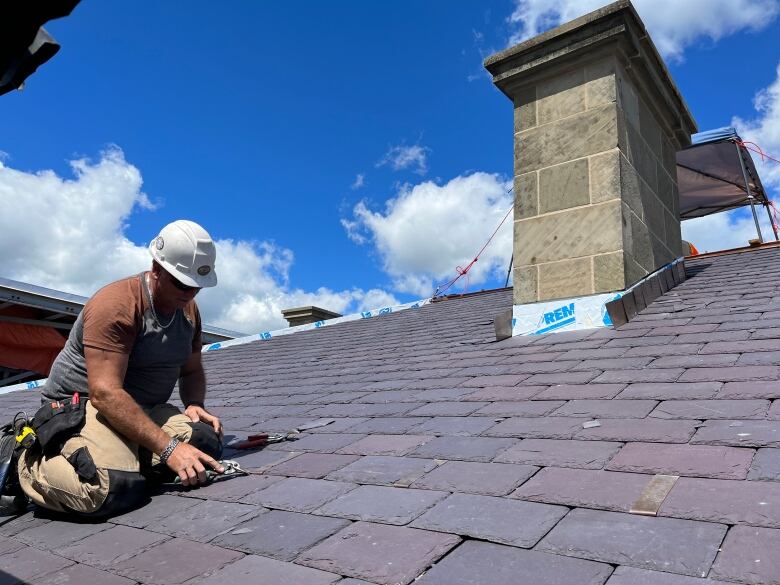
[630,474,678,516]
[494,308,513,341]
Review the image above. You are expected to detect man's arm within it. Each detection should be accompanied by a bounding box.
[86,346,222,485]
[178,350,222,437]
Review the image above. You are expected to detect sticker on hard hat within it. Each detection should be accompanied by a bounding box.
[197,266,211,275]
[156,237,165,250]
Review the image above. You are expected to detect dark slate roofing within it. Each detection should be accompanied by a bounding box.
[2,246,780,584]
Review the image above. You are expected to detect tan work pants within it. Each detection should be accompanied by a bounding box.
[18,401,197,515]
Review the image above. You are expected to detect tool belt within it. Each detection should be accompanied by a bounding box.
[30,393,86,455]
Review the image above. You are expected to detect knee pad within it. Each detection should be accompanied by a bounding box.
[77,469,148,519]
[187,422,223,461]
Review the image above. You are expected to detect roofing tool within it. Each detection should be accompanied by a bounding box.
[10,411,35,450]
[226,419,337,451]
[228,432,290,450]
[15,425,35,450]
[295,419,336,432]
[173,459,247,485]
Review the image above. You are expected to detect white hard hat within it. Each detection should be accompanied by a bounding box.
[148,220,218,288]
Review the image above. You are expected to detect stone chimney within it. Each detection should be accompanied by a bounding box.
[281,306,342,328]
[484,0,697,304]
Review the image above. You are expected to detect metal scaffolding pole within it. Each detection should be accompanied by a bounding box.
[764,203,779,241]
[735,141,763,243]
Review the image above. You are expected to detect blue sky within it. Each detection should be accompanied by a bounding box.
[2,1,780,332]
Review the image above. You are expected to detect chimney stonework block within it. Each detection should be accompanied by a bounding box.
[485,0,696,304]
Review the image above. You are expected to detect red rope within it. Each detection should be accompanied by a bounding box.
[735,139,780,236]
[736,140,780,166]
[768,201,780,235]
[433,204,513,298]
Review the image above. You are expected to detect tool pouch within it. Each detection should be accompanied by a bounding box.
[31,399,86,455]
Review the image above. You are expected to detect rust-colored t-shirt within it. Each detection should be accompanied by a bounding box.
[43,273,202,407]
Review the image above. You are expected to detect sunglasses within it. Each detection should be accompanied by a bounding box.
[167,272,201,293]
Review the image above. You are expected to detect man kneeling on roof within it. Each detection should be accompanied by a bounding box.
[16,220,225,517]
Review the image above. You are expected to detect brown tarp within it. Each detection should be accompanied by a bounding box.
[676,127,769,220]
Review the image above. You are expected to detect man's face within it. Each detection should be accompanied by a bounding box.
[158,268,201,309]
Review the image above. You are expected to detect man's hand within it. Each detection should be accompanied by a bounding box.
[165,441,224,486]
[184,404,223,438]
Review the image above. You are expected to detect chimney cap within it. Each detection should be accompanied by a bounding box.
[281,305,342,327]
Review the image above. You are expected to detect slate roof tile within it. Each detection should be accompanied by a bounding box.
[335,433,434,456]
[553,399,658,418]
[151,500,261,542]
[407,401,488,416]
[649,399,770,419]
[414,416,498,436]
[57,525,169,569]
[512,467,651,512]
[262,452,359,478]
[17,517,110,549]
[32,563,139,585]
[326,455,438,486]
[717,381,780,399]
[111,537,243,584]
[0,546,74,583]
[416,541,613,585]
[410,460,537,495]
[462,385,544,401]
[297,521,460,585]
[748,447,780,481]
[409,435,518,462]
[194,554,342,585]
[495,438,622,469]
[606,442,754,479]
[616,382,721,400]
[7,247,780,582]
[709,525,780,584]
[532,383,626,400]
[111,494,200,529]
[210,509,349,561]
[476,400,565,417]
[411,493,567,547]
[536,508,726,577]
[605,566,723,585]
[648,353,739,368]
[316,484,448,525]
[483,416,585,439]
[691,420,780,447]
[0,512,49,539]
[345,417,430,434]
[242,477,357,512]
[229,448,300,471]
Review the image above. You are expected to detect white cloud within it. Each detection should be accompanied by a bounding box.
[351,173,365,190]
[508,0,779,61]
[682,208,775,253]
[343,172,513,296]
[734,61,780,193]
[376,144,430,175]
[0,148,400,334]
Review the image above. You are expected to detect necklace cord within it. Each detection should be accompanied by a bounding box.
[145,273,176,329]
